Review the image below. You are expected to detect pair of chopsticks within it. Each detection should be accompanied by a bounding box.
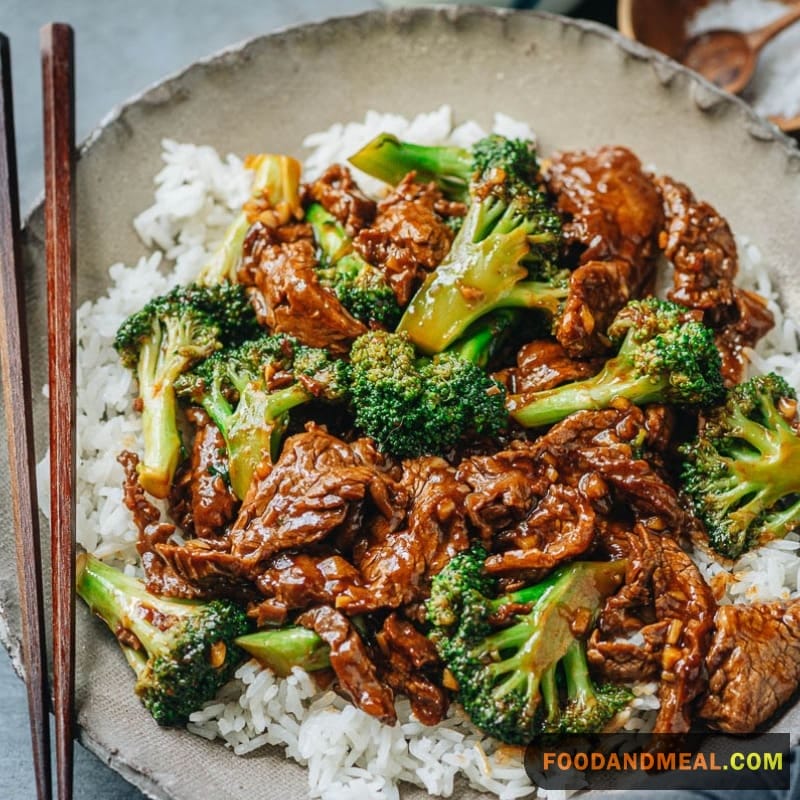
[0,23,77,800]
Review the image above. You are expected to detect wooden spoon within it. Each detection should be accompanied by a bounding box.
[681,3,800,95]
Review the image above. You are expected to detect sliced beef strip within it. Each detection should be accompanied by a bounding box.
[353,172,466,306]
[656,175,738,313]
[456,448,550,543]
[713,287,775,385]
[153,538,254,602]
[503,339,604,395]
[118,450,204,599]
[303,164,377,236]
[545,145,663,267]
[169,408,237,539]
[556,258,655,357]
[698,599,800,733]
[375,613,448,726]
[588,522,716,734]
[484,484,597,577]
[296,606,397,725]
[337,456,471,614]
[249,552,365,626]
[517,401,689,532]
[544,146,662,356]
[238,220,366,354]
[228,426,398,575]
[655,174,774,384]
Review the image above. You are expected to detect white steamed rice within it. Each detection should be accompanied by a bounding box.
[37,105,800,800]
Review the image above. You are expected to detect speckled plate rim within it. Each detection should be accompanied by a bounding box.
[2,6,799,800]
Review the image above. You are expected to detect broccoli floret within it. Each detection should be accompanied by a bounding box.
[306,202,401,328]
[197,153,303,286]
[396,169,564,355]
[348,133,540,201]
[508,298,726,429]
[235,627,331,677]
[427,547,631,744]
[76,553,250,725]
[175,333,347,499]
[348,329,507,458]
[680,373,800,559]
[114,283,257,498]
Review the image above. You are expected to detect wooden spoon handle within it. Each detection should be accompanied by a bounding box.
[745,4,800,52]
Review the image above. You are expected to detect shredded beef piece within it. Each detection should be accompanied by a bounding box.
[338,456,470,613]
[375,613,448,726]
[656,175,737,312]
[238,220,366,353]
[456,448,549,542]
[545,146,662,266]
[485,484,597,578]
[296,606,396,724]
[353,172,466,305]
[714,288,776,385]
[643,404,677,455]
[503,340,604,395]
[518,402,689,531]
[588,523,716,734]
[303,164,376,236]
[118,450,203,598]
[698,599,800,733]
[544,146,661,355]
[651,533,717,733]
[153,538,253,601]
[656,175,774,384]
[249,552,365,626]
[228,426,397,575]
[556,258,654,357]
[169,408,237,538]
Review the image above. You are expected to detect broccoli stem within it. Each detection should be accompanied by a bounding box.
[77,553,195,655]
[727,412,800,508]
[137,336,182,499]
[225,383,310,498]
[235,627,331,677]
[348,133,472,197]
[197,154,302,286]
[509,365,671,429]
[501,282,567,316]
[306,202,348,261]
[446,309,521,368]
[401,224,531,355]
[562,639,594,705]
[540,664,559,726]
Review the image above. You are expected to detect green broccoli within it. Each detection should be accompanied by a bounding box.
[348,132,540,201]
[175,333,347,499]
[348,327,507,459]
[235,627,331,677]
[508,298,726,429]
[396,164,565,356]
[114,282,258,498]
[427,547,631,745]
[306,202,401,328]
[680,372,800,559]
[197,153,303,286]
[76,553,250,725]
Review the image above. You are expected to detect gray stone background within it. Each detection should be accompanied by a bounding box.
[3,1,795,799]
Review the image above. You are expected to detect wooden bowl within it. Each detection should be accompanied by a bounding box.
[618,0,800,133]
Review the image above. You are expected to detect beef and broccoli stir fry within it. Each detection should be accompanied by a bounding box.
[76,133,800,745]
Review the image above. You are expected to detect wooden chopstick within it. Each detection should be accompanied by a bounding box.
[0,32,53,800]
[41,22,76,800]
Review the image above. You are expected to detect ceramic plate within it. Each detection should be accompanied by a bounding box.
[2,7,799,799]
